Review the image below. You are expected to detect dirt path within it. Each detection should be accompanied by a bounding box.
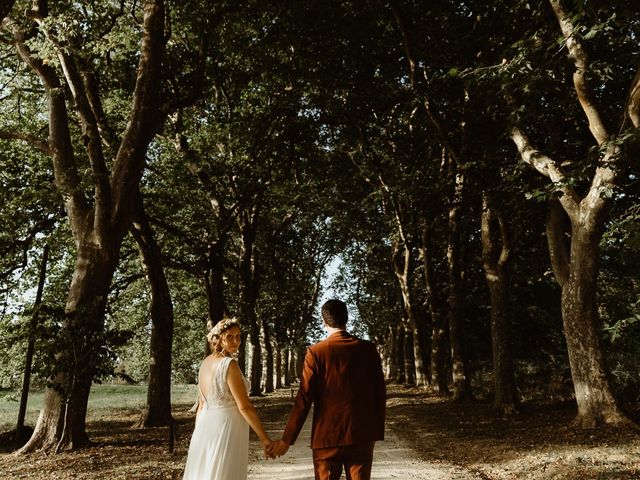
[1,385,637,479]
[248,391,480,480]
[247,385,640,480]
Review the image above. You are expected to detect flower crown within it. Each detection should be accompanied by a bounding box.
[206,317,241,343]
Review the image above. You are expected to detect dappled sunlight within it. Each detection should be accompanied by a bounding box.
[249,463,316,480]
[249,430,478,480]
[1,385,638,478]
[384,385,640,479]
[248,388,479,479]
[469,446,640,480]
[371,445,478,480]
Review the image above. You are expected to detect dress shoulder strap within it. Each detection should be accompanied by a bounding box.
[212,356,234,401]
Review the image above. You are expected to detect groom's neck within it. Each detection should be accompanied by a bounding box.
[324,325,346,336]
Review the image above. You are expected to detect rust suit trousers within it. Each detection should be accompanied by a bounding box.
[312,442,375,480]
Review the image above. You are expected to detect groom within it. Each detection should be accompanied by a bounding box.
[269,299,386,480]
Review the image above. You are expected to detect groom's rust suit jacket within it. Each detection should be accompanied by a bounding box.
[282,330,386,449]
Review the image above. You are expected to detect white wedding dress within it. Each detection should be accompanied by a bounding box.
[183,356,250,480]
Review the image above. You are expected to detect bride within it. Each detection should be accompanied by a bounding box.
[183,317,272,479]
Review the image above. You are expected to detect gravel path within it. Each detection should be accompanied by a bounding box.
[247,407,482,480]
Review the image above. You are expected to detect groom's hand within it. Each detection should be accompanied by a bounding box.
[265,440,278,459]
[262,438,275,459]
[268,439,289,458]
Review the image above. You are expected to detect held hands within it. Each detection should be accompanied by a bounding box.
[261,437,274,460]
[266,439,289,459]
[261,437,289,460]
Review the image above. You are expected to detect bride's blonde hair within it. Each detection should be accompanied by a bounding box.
[206,317,242,353]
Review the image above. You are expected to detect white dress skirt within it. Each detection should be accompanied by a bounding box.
[183,357,250,480]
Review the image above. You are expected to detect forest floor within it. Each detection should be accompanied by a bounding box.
[0,384,639,479]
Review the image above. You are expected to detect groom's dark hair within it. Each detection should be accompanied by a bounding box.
[321,299,348,328]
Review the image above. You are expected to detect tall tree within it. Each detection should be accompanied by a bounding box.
[237,200,262,395]
[130,190,174,427]
[509,0,639,427]
[15,243,49,442]
[2,0,206,451]
[480,193,519,414]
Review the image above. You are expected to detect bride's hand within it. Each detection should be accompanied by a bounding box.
[261,437,273,459]
[268,439,289,458]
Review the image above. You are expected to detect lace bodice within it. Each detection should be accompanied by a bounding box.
[199,357,249,409]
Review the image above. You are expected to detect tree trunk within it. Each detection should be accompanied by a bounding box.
[262,319,274,393]
[238,210,262,396]
[395,323,406,384]
[130,192,174,427]
[244,299,261,396]
[283,346,292,386]
[205,241,228,328]
[509,0,640,428]
[486,274,518,415]
[410,315,428,386]
[179,132,232,347]
[21,240,118,452]
[16,244,49,442]
[514,141,634,427]
[275,342,283,389]
[296,346,306,379]
[15,0,167,452]
[512,142,635,427]
[385,324,400,381]
[392,241,429,387]
[237,331,247,373]
[561,226,629,427]
[447,170,473,401]
[420,222,449,394]
[430,315,449,395]
[481,193,519,415]
[202,250,227,359]
[403,321,416,386]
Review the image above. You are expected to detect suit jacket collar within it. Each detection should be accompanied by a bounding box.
[327,330,351,340]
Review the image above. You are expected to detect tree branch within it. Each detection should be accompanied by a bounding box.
[0,214,59,284]
[160,33,207,114]
[111,0,166,231]
[549,0,610,145]
[11,17,90,238]
[423,97,463,165]
[545,199,570,287]
[54,51,111,237]
[384,0,462,164]
[175,131,243,238]
[624,65,640,129]
[386,0,416,87]
[550,0,626,226]
[510,126,580,218]
[0,129,50,154]
[82,71,119,149]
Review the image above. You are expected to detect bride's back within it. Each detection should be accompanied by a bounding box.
[198,356,236,407]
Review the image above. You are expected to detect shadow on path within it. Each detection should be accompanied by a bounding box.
[248,389,480,480]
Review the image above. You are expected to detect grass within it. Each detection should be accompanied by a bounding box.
[1,385,639,479]
[0,387,292,480]
[0,384,198,432]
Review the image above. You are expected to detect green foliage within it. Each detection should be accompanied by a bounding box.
[600,198,640,411]
[0,301,64,389]
[0,0,638,415]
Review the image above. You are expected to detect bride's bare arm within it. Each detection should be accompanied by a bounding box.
[195,395,204,416]
[227,360,272,451]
